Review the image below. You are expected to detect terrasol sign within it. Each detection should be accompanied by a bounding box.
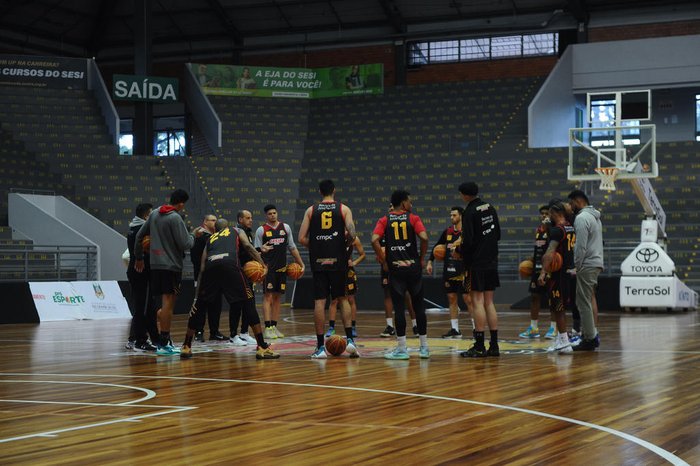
[113,74,178,102]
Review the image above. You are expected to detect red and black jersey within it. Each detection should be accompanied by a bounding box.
[533,222,550,272]
[431,225,464,279]
[206,226,240,267]
[373,211,426,274]
[261,222,289,272]
[550,222,575,274]
[308,201,347,271]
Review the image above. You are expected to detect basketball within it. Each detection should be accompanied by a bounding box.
[519,259,534,279]
[543,252,563,273]
[325,334,347,356]
[286,262,304,280]
[142,235,150,254]
[433,244,446,260]
[243,261,265,282]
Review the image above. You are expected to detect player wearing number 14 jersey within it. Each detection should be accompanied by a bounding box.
[372,190,430,360]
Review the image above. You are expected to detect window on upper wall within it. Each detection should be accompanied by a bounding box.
[407,32,558,65]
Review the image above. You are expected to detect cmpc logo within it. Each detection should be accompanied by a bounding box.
[635,248,659,263]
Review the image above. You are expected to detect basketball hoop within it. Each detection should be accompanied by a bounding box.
[594,167,619,191]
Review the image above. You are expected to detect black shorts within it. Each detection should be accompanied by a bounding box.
[389,269,423,300]
[263,271,286,294]
[380,269,389,289]
[547,272,574,313]
[199,261,252,305]
[313,269,347,300]
[529,271,547,295]
[150,269,182,296]
[444,274,467,294]
[346,268,358,296]
[469,268,500,292]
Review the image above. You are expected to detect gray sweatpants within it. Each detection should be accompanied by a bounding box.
[576,266,601,340]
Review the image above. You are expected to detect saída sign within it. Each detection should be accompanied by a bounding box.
[113,74,178,102]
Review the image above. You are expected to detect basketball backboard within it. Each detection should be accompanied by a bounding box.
[568,124,657,182]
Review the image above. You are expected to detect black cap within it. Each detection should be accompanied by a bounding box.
[458,182,478,196]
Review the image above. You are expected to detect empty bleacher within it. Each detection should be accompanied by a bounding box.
[0,85,172,235]
[193,96,309,222]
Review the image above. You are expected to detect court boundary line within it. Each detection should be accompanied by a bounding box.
[0,372,688,465]
[0,378,196,444]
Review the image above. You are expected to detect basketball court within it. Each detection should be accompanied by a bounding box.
[1,307,697,464]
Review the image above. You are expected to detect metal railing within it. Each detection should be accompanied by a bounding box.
[291,239,638,281]
[0,244,98,282]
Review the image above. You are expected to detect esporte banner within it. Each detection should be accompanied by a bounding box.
[29,281,132,321]
[0,54,87,89]
[191,63,383,98]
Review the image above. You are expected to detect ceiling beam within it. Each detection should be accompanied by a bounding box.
[271,0,293,29]
[378,0,406,33]
[566,0,589,23]
[327,0,344,28]
[203,0,243,46]
[86,0,117,57]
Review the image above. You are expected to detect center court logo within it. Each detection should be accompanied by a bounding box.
[635,248,659,263]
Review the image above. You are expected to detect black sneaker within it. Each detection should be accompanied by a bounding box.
[442,328,463,339]
[380,325,396,337]
[210,332,228,341]
[134,341,157,352]
[412,325,419,337]
[195,331,205,343]
[573,338,597,351]
[460,345,487,358]
[486,343,500,357]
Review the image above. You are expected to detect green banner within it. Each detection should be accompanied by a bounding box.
[113,74,179,102]
[191,63,383,98]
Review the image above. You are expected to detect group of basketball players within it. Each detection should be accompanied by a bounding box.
[126,182,598,360]
[517,190,603,354]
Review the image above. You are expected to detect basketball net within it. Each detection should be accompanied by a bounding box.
[594,167,619,191]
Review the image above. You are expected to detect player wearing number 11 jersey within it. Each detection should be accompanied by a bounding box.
[371,190,430,360]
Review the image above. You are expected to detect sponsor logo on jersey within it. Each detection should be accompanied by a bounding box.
[315,231,338,241]
[265,230,273,237]
[268,237,286,246]
[279,229,286,236]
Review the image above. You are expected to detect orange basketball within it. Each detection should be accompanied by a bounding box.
[142,235,150,254]
[286,263,304,280]
[433,244,446,260]
[243,261,265,282]
[543,252,563,273]
[519,259,534,279]
[325,334,347,356]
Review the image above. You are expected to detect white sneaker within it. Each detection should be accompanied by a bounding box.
[240,333,257,345]
[547,339,573,354]
[229,335,248,346]
[125,340,135,350]
[263,327,276,339]
[346,339,360,358]
[273,326,285,338]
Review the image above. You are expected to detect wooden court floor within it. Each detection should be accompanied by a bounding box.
[1,306,699,465]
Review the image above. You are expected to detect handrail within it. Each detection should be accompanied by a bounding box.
[183,63,222,154]
[0,244,99,282]
[87,58,120,146]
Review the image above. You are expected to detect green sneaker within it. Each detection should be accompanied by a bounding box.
[384,347,410,360]
[518,325,540,338]
[419,346,430,359]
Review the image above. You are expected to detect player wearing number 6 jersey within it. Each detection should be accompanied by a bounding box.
[371,190,430,360]
[298,179,359,359]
